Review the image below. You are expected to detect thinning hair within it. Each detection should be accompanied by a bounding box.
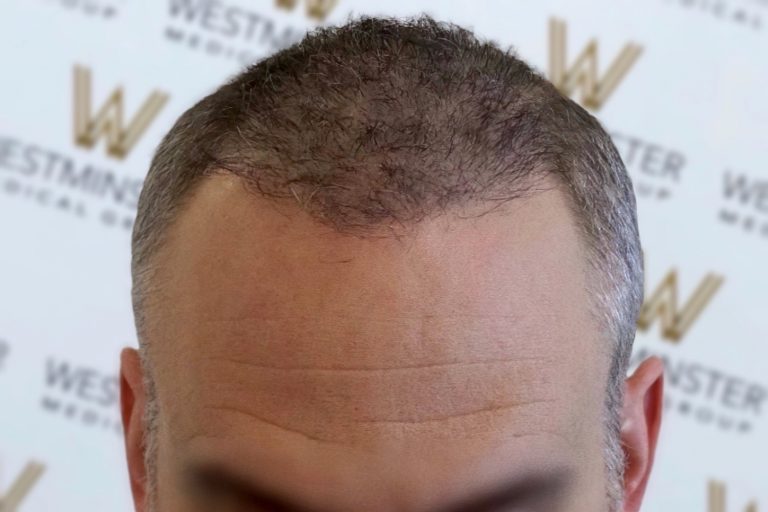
[131,14,643,511]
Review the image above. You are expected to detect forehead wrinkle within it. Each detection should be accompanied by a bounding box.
[197,403,344,446]
[176,310,569,373]
[203,352,554,372]
[164,313,595,441]
[198,310,531,324]
[196,397,568,444]
[197,363,557,416]
[160,306,599,447]
[180,356,569,446]
[349,398,558,425]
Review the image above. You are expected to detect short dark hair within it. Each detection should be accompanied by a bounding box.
[131,15,642,510]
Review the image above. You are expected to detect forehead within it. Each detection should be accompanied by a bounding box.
[148,173,608,498]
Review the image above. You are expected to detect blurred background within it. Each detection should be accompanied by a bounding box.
[0,0,766,510]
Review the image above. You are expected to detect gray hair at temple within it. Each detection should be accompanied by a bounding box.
[130,14,643,511]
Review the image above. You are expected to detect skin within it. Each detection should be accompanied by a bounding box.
[121,173,663,512]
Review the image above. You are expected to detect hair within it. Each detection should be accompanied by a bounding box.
[131,14,643,511]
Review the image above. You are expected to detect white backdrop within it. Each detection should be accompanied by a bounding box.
[0,0,766,510]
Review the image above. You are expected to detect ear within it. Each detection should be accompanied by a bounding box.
[120,347,149,512]
[620,356,664,512]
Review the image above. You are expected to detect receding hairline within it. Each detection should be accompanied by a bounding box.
[136,167,605,360]
[130,15,642,509]
[131,14,641,388]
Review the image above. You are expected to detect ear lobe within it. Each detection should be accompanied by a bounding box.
[120,347,149,512]
[620,356,664,512]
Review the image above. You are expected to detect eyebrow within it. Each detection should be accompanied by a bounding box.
[183,462,574,512]
[435,468,573,512]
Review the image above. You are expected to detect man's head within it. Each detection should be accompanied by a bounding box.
[120,15,663,512]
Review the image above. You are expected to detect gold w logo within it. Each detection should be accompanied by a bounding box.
[275,0,338,21]
[548,17,643,110]
[637,269,724,343]
[0,461,45,512]
[710,481,759,512]
[73,65,168,160]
